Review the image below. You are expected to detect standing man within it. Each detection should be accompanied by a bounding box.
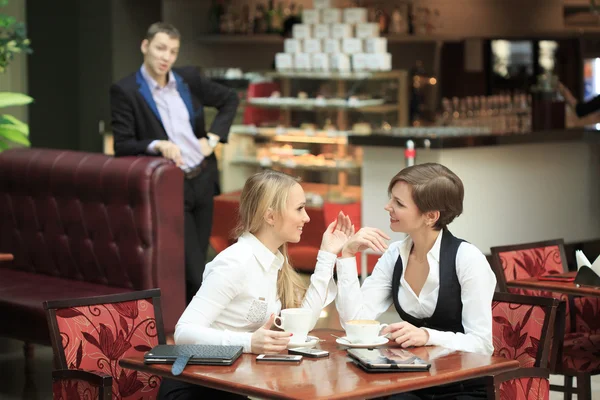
[110,22,239,303]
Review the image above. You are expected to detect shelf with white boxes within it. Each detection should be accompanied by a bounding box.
[264,70,408,128]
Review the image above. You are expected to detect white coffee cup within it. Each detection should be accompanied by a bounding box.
[274,308,313,344]
[345,319,388,344]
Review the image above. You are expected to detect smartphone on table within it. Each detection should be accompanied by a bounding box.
[256,354,303,363]
[288,347,329,358]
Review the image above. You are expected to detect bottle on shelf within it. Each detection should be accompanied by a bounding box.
[409,60,427,125]
[283,1,301,37]
[239,4,250,34]
[254,3,268,34]
[208,0,224,34]
[270,1,284,34]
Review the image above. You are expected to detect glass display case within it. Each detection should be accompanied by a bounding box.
[221,69,409,203]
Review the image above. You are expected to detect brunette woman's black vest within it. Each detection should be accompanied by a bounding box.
[391,229,465,333]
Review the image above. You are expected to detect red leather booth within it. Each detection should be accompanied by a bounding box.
[0,149,186,346]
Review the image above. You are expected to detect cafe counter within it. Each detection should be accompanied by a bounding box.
[349,127,600,254]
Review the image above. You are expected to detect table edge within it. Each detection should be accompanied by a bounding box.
[120,357,520,400]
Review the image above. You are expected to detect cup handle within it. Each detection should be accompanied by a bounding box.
[379,323,389,338]
[273,315,284,330]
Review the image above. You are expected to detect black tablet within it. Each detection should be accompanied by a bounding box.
[347,348,431,372]
[144,344,243,366]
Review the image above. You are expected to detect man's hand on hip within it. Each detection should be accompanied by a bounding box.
[198,138,214,157]
[198,133,220,157]
[154,140,184,167]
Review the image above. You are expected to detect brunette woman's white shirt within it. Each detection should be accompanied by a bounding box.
[175,232,337,352]
[335,229,496,355]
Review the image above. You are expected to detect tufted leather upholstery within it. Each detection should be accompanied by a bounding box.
[0,148,185,344]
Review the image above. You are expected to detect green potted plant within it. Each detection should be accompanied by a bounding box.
[0,0,32,152]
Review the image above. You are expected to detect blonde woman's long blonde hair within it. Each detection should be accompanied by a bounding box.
[234,170,308,309]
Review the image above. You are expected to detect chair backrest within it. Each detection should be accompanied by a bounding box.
[490,239,573,334]
[210,195,240,253]
[490,239,568,290]
[492,292,559,369]
[52,370,111,400]
[243,81,281,125]
[44,289,165,400]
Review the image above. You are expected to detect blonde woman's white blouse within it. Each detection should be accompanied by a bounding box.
[175,232,337,352]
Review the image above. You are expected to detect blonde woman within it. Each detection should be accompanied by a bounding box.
[159,170,353,400]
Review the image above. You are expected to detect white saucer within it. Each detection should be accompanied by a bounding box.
[287,335,320,349]
[335,336,388,348]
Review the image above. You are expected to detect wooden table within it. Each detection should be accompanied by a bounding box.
[119,328,519,400]
[507,272,600,297]
[0,253,13,262]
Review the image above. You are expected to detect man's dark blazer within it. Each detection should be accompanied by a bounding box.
[110,66,239,158]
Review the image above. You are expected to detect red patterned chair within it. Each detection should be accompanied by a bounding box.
[0,148,185,363]
[52,370,111,400]
[490,240,600,400]
[486,292,562,400]
[44,288,165,399]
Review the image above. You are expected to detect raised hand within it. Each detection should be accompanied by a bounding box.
[251,314,293,354]
[320,211,354,255]
[341,227,390,258]
[381,321,429,348]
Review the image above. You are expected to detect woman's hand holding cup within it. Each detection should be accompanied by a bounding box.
[341,227,390,258]
[381,321,430,348]
[251,314,293,354]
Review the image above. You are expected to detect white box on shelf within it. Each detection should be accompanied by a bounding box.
[365,37,387,53]
[294,53,312,70]
[323,38,341,53]
[356,23,380,39]
[331,23,353,39]
[321,8,342,24]
[292,24,312,39]
[304,38,322,53]
[313,24,330,39]
[312,53,330,71]
[352,53,369,71]
[284,39,302,53]
[366,53,392,71]
[343,8,368,24]
[303,9,320,24]
[313,0,332,9]
[330,54,351,72]
[342,38,363,54]
[275,53,293,70]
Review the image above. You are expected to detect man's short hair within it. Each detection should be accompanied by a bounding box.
[146,22,181,42]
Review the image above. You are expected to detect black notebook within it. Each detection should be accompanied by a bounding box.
[348,348,431,373]
[144,344,243,370]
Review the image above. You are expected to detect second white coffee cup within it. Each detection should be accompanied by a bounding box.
[345,319,388,344]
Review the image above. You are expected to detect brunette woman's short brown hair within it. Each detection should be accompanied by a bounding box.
[388,163,464,230]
